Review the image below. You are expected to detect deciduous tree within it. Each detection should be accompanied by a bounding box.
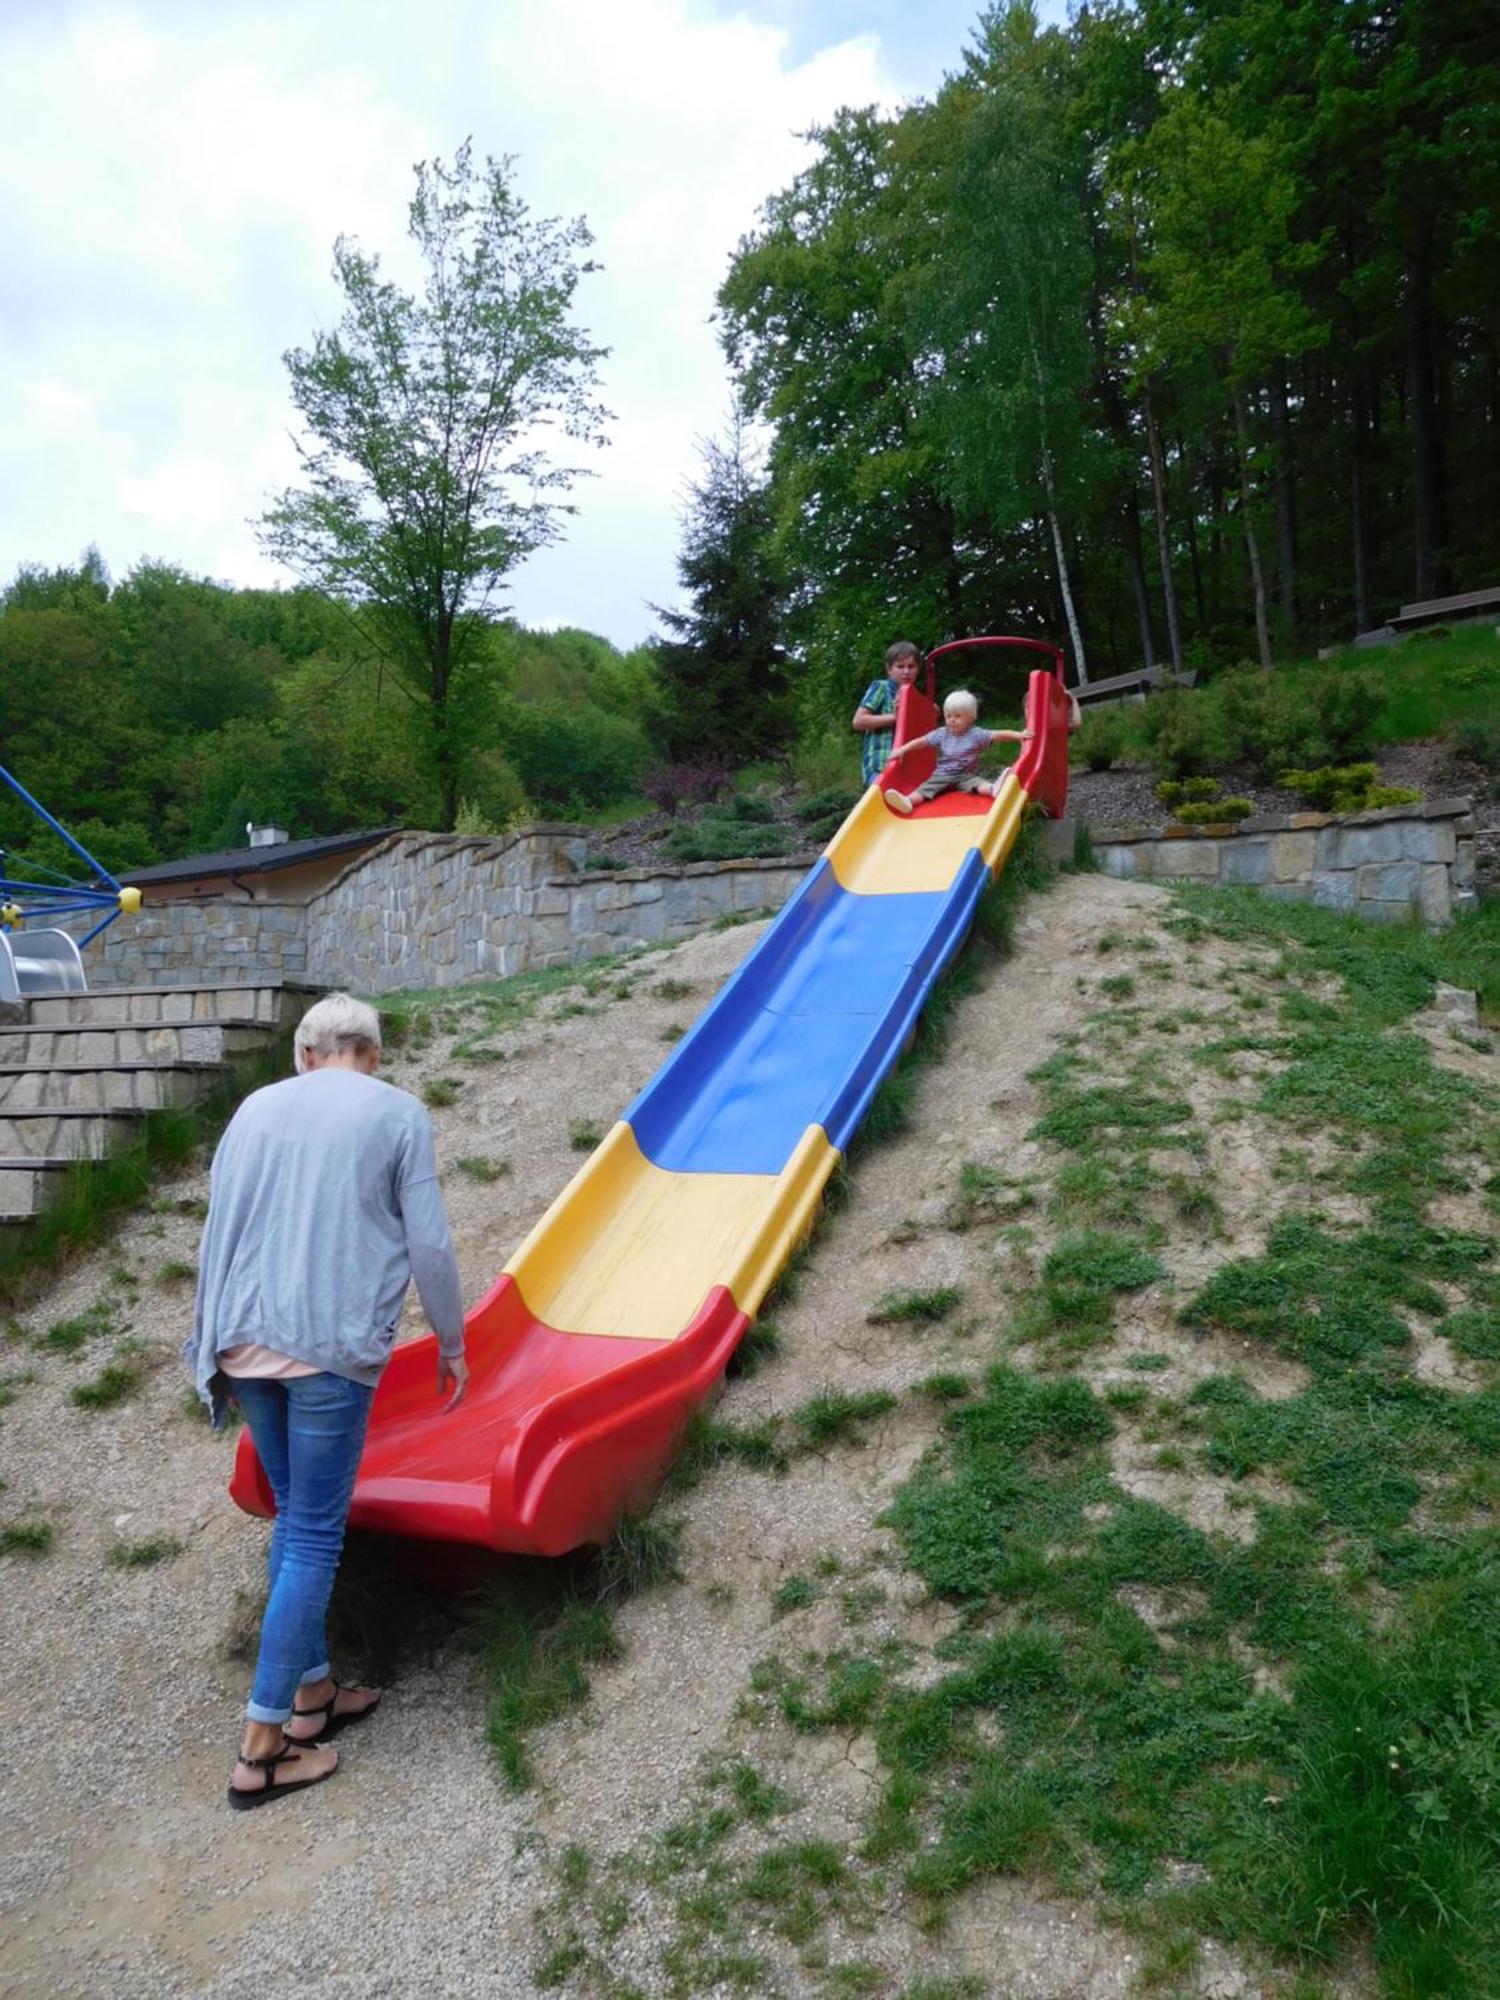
[260,141,608,826]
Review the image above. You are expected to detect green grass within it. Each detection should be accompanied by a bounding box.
[0,1520,54,1555]
[569,1118,605,1152]
[866,1286,961,1325]
[727,1319,783,1379]
[453,1155,511,1182]
[39,1297,125,1354]
[772,1574,818,1614]
[667,1409,789,1488]
[945,1160,1034,1229]
[421,1076,463,1108]
[0,1368,36,1408]
[106,1535,185,1568]
[788,1387,899,1451]
[155,1260,195,1285]
[71,1348,149,1410]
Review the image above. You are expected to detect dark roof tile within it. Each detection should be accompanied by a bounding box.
[123,828,398,886]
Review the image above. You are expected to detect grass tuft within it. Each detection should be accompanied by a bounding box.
[106,1535,185,1568]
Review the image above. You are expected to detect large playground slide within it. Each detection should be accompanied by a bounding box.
[231,644,1073,1555]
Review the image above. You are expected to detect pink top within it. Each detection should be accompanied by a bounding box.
[219,1343,318,1381]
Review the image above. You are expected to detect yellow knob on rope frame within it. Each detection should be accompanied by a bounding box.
[119,886,143,914]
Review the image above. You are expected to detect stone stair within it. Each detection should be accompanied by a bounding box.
[0,980,317,1231]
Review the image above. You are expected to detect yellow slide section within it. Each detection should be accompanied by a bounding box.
[826,771,1030,895]
[503,1122,840,1340]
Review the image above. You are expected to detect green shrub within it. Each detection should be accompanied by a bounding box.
[1156,776,1223,808]
[1137,688,1240,777]
[1278,764,1421,813]
[1173,797,1255,824]
[1073,706,1132,772]
[1451,717,1500,772]
[660,814,793,863]
[1219,665,1378,776]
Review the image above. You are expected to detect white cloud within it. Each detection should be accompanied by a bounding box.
[0,0,902,638]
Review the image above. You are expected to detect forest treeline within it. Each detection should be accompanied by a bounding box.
[717,0,1500,723]
[0,553,662,872]
[4,0,1497,869]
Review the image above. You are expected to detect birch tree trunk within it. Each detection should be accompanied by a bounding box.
[1030,328,1088,681]
[1233,387,1274,669]
[1141,380,1184,673]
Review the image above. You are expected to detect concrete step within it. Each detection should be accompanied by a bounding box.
[0,1107,143,1162]
[25,980,316,1030]
[0,1157,74,1218]
[0,1063,220,1112]
[0,1020,272,1067]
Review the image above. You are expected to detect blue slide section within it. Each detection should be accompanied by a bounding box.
[625,852,992,1175]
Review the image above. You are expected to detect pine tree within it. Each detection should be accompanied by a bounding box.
[652,421,789,763]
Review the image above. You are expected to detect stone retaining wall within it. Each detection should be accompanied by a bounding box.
[92,898,308,988]
[88,827,812,995]
[302,828,816,993]
[1092,796,1476,924]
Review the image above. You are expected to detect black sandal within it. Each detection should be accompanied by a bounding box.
[289,1680,381,1742]
[227,1734,336,1811]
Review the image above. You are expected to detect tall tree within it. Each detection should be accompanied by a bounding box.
[652,418,789,761]
[1122,99,1319,666]
[260,141,608,827]
[928,3,1100,679]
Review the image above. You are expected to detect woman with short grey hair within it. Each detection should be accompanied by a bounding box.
[186,991,468,1808]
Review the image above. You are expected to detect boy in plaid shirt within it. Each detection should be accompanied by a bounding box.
[852,640,923,786]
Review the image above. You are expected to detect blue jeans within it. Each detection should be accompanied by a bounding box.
[231,1372,374,1724]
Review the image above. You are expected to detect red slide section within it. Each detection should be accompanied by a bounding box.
[231,1275,748,1556]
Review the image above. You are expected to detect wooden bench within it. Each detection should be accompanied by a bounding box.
[1388,585,1500,634]
[1075,665,1198,706]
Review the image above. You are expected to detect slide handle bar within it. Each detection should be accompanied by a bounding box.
[922,635,1067,707]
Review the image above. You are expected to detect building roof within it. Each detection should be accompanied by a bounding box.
[122,827,399,887]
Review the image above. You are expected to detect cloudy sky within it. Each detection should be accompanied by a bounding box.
[0,0,1057,648]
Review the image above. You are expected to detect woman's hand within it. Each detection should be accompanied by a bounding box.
[438,1352,469,1411]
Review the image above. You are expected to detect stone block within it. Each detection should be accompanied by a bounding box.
[733,871,776,911]
[1152,841,1221,881]
[1362,900,1416,925]
[1262,883,1311,903]
[1359,863,1420,904]
[1271,831,1316,882]
[1097,845,1137,880]
[1455,841,1476,889]
[629,880,665,905]
[1310,871,1358,911]
[1418,864,1452,926]
[663,882,708,926]
[1336,824,1403,866]
[1401,820,1456,863]
[1220,839,1271,886]
[530,888,571,918]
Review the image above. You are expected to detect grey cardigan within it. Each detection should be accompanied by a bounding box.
[185,1068,465,1416]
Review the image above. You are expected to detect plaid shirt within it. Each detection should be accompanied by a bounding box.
[858,677,898,785]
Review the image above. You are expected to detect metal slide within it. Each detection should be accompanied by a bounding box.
[231,646,1073,1554]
